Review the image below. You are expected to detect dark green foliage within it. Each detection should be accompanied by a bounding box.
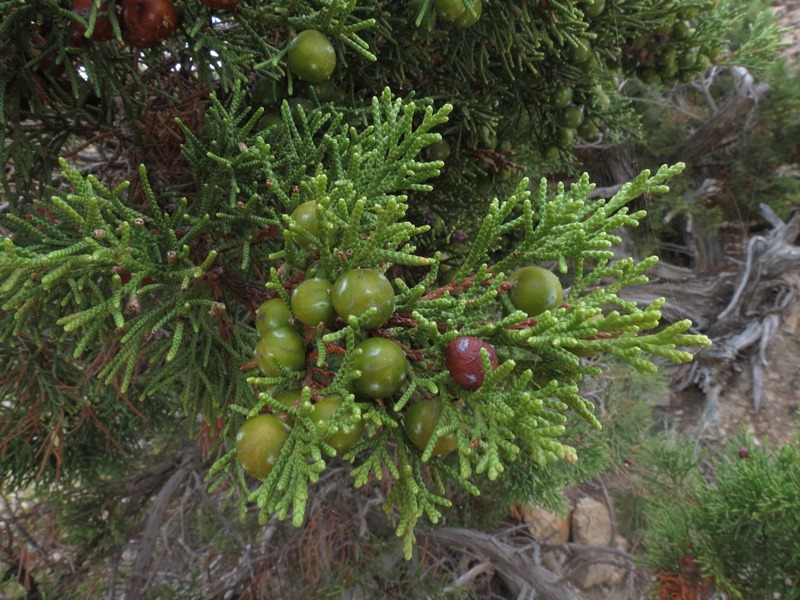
[634,429,800,599]
[0,335,181,490]
[1,0,780,209]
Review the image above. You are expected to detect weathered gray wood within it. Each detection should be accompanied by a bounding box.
[624,204,800,421]
[672,76,770,165]
[423,527,586,600]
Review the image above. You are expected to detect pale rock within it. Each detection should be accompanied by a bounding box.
[571,497,612,546]
[516,503,570,578]
[518,505,571,544]
[574,532,631,590]
[574,559,628,590]
[540,550,566,577]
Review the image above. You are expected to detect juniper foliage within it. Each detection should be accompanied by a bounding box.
[2,86,711,557]
[3,0,778,577]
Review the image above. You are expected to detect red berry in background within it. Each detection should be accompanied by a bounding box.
[199,0,241,8]
[680,554,698,572]
[34,19,72,78]
[39,51,67,78]
[122,0,178,48]
[445,336,498,391]
[72,0,115,42]
[450,229,468,245]
[738,446,749,459]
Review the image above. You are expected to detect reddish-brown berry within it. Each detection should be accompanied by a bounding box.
[39,51,66,78]
[445,336,498,391]
[450,229,468,245]
[680,554,698,571]
[738,446,749,459]
[122,0,179,48]
[72,0,115,42]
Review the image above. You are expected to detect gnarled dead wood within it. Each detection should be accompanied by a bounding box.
[625,204,800,427]
[123,445,204,600]
[672,69,770,165]
[423,527,586,600]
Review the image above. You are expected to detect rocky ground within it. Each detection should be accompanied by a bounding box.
[774,0,800,68]
[670,298,800,446]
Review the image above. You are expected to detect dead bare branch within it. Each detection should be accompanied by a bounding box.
[672,72,770,165]
[625,202,800,426]
[423,527,586,600]
[124,446,203,600]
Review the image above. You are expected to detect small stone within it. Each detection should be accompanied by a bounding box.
[573,533,630,590]
[574,562,627,589]
[540,550,565,576]
[572,497,612,546]
[518,504,571,544]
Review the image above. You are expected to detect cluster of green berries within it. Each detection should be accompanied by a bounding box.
[621,6,722,85]
[411,0,483,30]
[239,266,408,479]
[239,266,400,480]
[542,82,611,158]
[236,203,566,480]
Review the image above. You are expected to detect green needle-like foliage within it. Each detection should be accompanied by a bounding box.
[0,85,712,558]
[182,91,709,558]
[2,0,782,211]
[635,429,800,600]
[3,0,761,576]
